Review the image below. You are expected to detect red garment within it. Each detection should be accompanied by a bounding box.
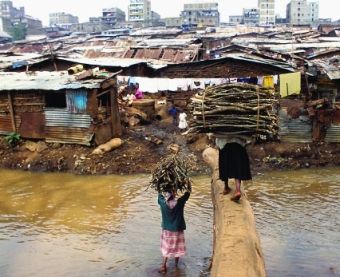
[160,230,186,258]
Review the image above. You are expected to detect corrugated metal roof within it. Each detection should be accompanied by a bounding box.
[57,56,169,69]
[0,53,47,69]
[219,53,296,72]
[137,38,199,48]
[0,71,108,91]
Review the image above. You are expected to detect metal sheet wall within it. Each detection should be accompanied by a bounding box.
[279,110,313,143]
[45,110,92,128]
[325,124,340,142]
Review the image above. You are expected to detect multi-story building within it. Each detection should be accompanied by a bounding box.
[101,8,125,28]
[12,15,43,35]
[229,15,243,25]
[308,1,319,24]
[258,0,275,25]
[0,0,43,38]
[243,8,259,25]
[164,17,182,28]
[286,0,319,25]
[0,0,24,19]
[128,0,151,23]
[49,12,79,29]
[181,2,220,28]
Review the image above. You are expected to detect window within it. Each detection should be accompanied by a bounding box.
[45,92,66,108]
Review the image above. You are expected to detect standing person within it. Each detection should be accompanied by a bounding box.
[158,188,191,273]
[216,135,252,201]
[168,103,178,125]
[178,111,188,131]
[134,83,144,99]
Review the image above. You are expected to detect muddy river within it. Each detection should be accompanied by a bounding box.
[0,168,339,276]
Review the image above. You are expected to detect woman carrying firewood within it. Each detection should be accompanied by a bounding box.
[215,135,252,201]
[158,185,191,273]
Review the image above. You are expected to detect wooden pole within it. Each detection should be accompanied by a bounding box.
[49,43,58,71]
[7,92,16,132]
[110,87,122,137]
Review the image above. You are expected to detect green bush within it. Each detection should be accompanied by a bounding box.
[5,132,21,147]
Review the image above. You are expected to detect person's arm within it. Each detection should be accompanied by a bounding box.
[158,193,165,205]
[178,191,190,204]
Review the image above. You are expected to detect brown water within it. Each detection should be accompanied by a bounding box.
[0,168,339,277]
[0,171,212,277]
[247,167,340,277]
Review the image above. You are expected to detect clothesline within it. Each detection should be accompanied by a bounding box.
[117,73,301,98]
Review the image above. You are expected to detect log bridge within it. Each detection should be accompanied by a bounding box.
[202,147,266,277]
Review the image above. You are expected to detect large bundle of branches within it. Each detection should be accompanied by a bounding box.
[188,83,279,140]
[149,155,192,194]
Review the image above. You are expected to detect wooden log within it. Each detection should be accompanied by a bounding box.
[202,148,266,277]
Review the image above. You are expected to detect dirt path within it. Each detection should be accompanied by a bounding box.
[0,123,339,175]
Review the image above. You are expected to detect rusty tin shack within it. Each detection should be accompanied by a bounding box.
[0,71,121,145]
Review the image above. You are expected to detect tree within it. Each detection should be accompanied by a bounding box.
[9,23,27,41]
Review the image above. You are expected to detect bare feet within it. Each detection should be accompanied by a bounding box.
[158,264,167,274]
[222,187,231,195]
[175,257,179,267]
[231,192,241,202]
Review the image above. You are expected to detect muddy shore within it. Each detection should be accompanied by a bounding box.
[1,121,339,175]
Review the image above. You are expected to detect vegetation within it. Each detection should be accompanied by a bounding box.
[5,132,21,147]
[9,23,27,41]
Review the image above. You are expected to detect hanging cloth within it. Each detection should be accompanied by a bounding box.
[262,76,274,88]
[279,72,301,98]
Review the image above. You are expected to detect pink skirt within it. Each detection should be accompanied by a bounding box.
[160,230,186,258]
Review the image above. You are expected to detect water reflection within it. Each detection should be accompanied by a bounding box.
[247,167,340,277]
[0,170,212,277]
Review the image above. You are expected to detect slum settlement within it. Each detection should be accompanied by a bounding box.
[0,25,339,174]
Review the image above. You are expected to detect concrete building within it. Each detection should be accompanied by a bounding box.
[128,0,151,23]
[258,0,275,25]
[181,1,220,28]
[308,1,319,24]
[151,11,164,27]
[229,15,243,25]
[0,15,11,32]
[286,0,319,25]
[12,15,43,35]
[49,12,79,29]
[101,7,125,28]
[0,0,24,19]
[243,8,259,25]
[164,17,182,28]
[70,22,111,34]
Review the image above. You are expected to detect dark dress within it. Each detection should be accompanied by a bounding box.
[218,142,252,181]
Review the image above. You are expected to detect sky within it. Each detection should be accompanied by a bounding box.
[11,0,338,27]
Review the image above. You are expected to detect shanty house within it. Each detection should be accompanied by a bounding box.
[0,71,121,145]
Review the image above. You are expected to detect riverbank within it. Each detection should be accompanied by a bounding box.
[1,122,340,175]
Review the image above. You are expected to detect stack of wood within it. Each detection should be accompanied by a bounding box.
[188,83,279,140]
[149,155,192,194]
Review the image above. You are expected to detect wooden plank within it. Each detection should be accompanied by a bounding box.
[110,87,122,137]
[7,92,16,132]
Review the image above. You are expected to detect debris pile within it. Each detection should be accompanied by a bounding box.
[188,83,279,140]
[149,155,192,194]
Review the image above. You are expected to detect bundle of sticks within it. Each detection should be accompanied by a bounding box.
[187,83,279,140]
[149,155,192,194]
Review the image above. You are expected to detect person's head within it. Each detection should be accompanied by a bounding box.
[165,190,176,201]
